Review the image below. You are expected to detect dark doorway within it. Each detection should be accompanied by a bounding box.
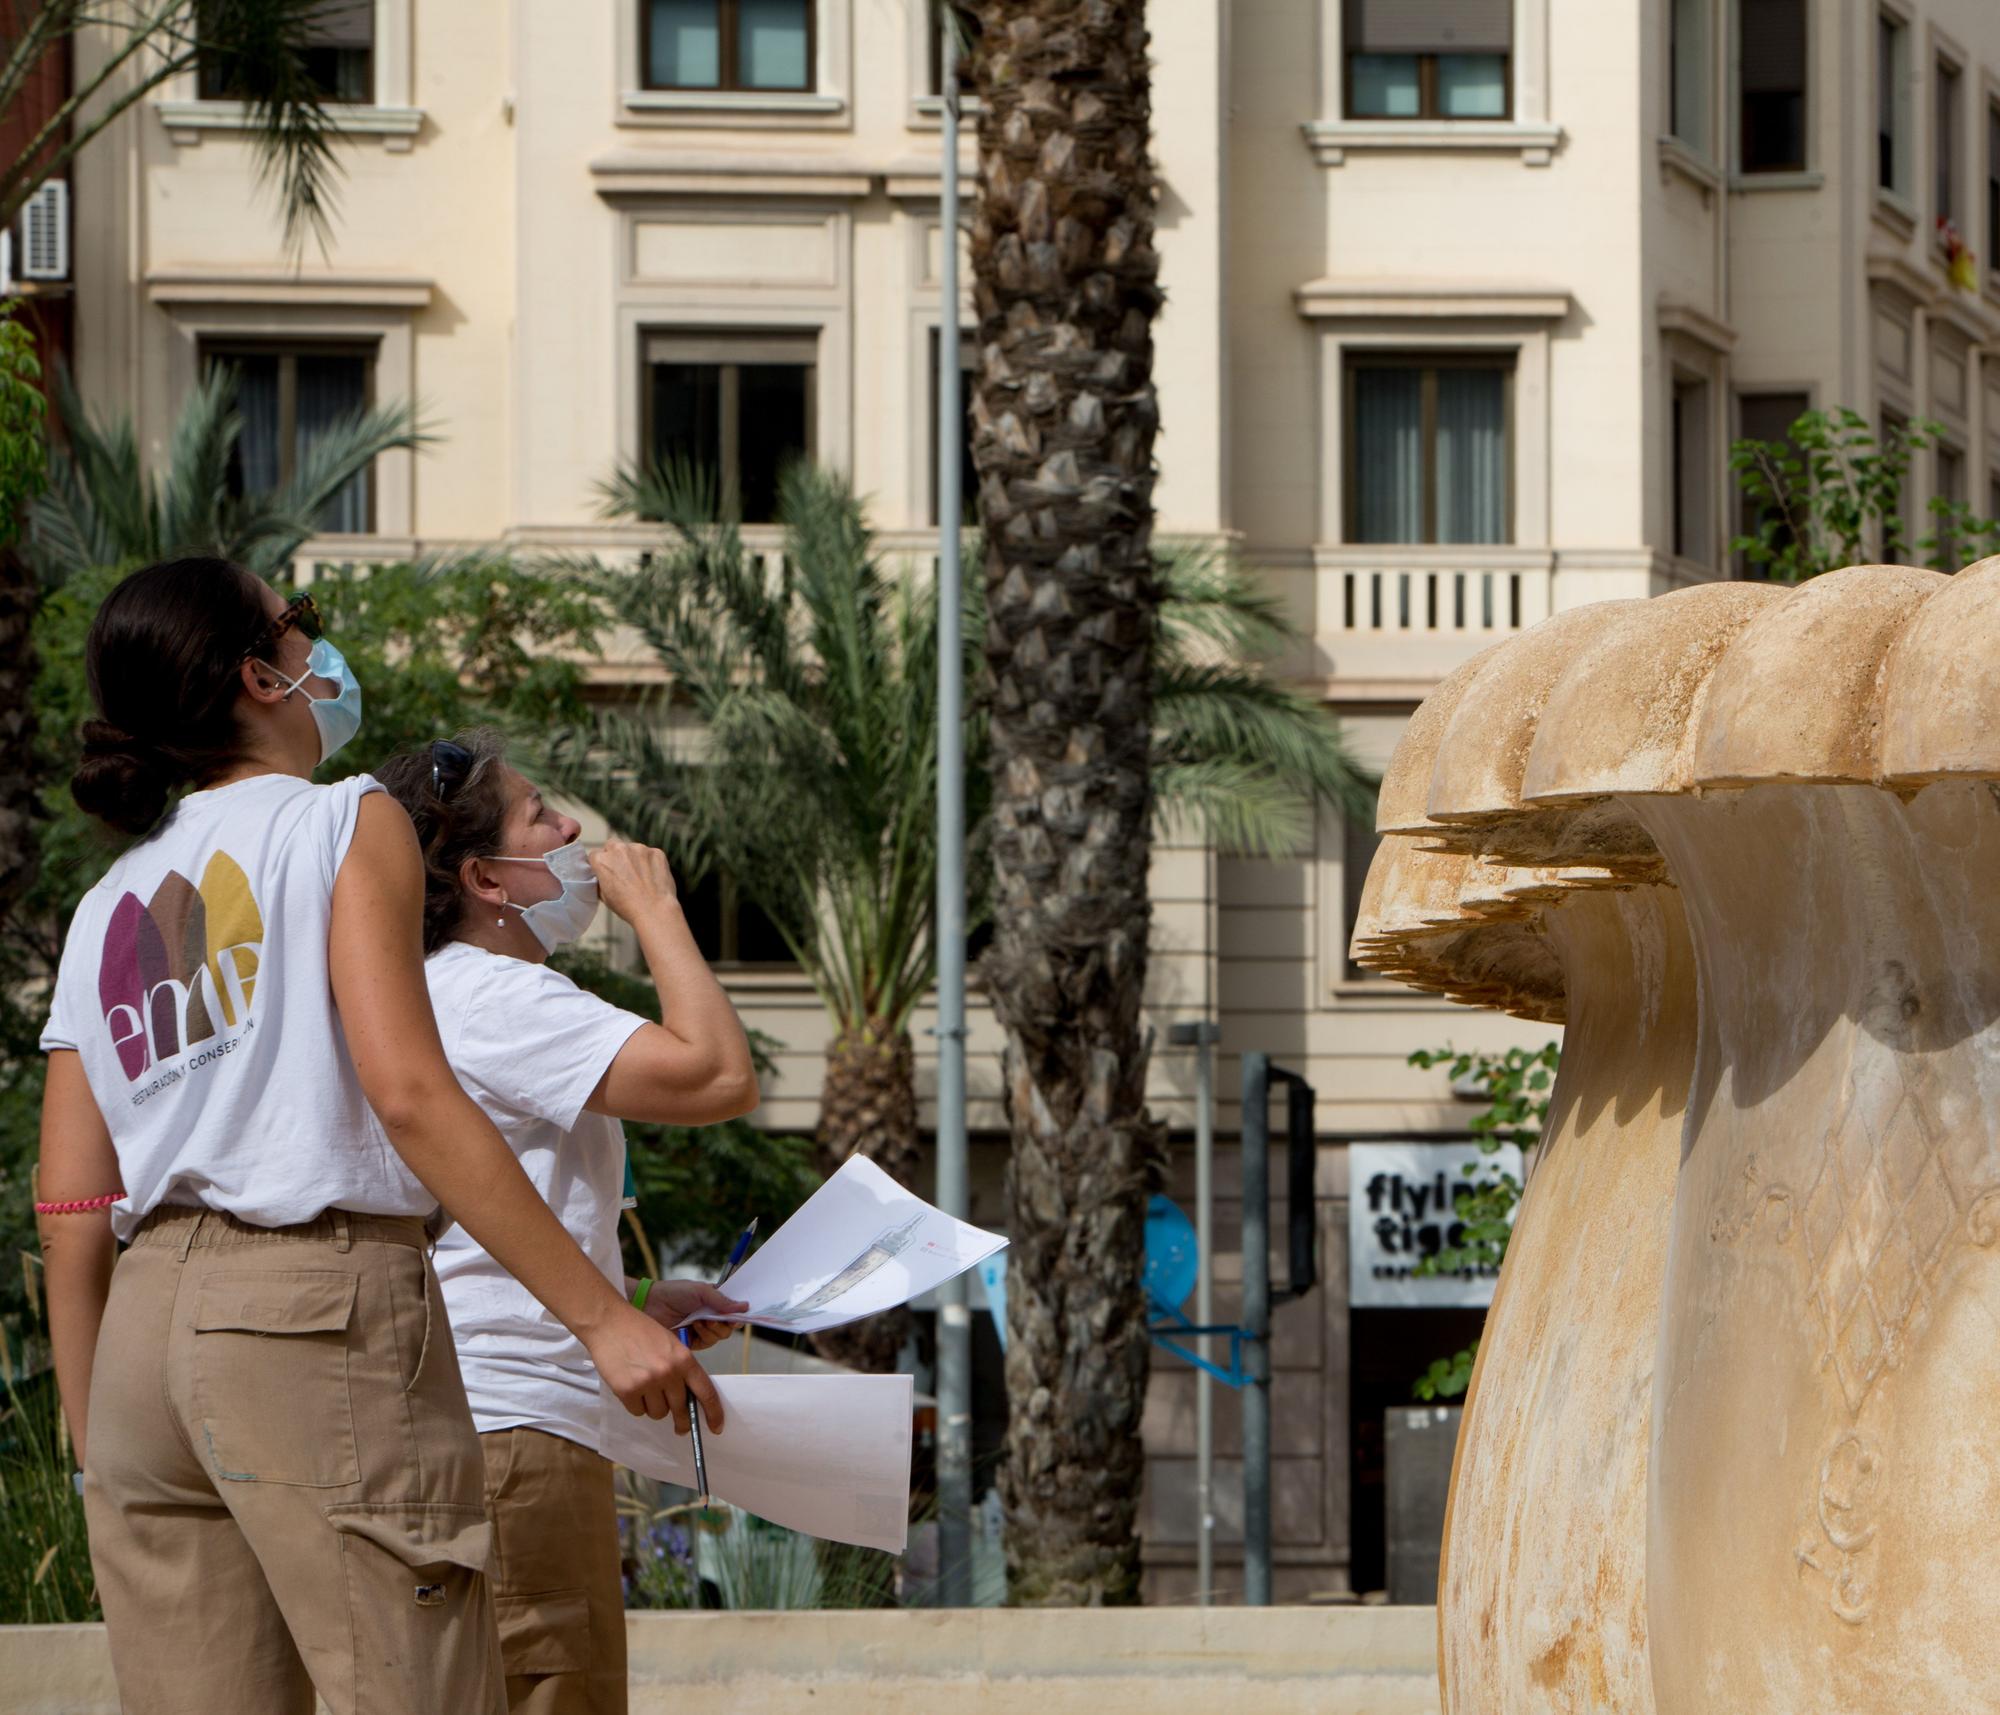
[1348,1304,1487,1595]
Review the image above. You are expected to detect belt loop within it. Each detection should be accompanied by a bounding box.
[332,1210,352,1254]
[177,1209,204,1261]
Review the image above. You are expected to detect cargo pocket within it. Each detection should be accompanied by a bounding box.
[494,1588,591,1678]
[192,1270,359,1487]
[327,1502,502,1707]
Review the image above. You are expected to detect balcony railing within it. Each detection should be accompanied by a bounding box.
[1319,545,1556,639]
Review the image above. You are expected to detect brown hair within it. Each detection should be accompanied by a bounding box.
[71,556,273,837]
[370,728,515,953]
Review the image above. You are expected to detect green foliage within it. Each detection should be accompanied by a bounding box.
[0,302,46,545]
[549,465,1378,1047]
[26,365,426,590]
[1412,1342,1479,1406]
[0,1364,96,1623]
[1729,405,2000,581]
[0,0,351,253]
[1404,1041,1560,1402]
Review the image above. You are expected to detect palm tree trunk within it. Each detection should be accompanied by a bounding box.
[966,0,1165,1606]
[810,1018,920,1374]
[0,550,39,919]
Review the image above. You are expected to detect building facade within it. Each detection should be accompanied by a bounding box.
[63,0,2000,1601]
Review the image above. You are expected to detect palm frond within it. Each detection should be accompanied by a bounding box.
[596,451,727,526]
[189,0,351,257]
[1156,540,1292,666]
[1152,758,1315,861]
[238,398,429,574]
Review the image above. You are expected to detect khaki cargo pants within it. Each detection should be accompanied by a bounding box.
[84,1206,506,1715]
[481,1427,627,1714]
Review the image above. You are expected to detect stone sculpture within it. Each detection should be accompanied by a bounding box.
[1350,562,2000,1714]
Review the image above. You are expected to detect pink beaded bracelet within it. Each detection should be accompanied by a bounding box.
[34,1191,124,1215]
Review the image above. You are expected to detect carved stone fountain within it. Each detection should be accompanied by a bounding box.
[1351,562,2000,1714]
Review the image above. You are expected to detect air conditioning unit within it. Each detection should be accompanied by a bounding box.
[20,180,68,282]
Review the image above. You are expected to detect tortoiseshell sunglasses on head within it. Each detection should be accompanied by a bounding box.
[241,592,323,665]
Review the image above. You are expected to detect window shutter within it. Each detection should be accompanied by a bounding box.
[21,180,68,281]
[1740,0,1805,95]
[1345,0,1512,55]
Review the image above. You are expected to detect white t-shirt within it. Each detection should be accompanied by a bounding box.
[424,942,647,1450]
[40,772,435,1242]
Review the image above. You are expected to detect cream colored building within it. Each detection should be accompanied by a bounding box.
[62,0,2000,1602]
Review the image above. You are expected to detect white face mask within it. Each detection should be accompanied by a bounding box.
[485,839,599,952]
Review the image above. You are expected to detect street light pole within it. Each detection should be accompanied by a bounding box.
[933,0,973,1608]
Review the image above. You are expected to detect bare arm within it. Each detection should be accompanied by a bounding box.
[583,840,759,1125]
[37,1051,122,1468]
[332,796,720,1431]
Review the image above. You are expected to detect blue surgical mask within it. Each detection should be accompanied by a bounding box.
[485,838,600,952]
[268,637,363,766]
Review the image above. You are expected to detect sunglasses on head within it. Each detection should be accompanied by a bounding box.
[242,592,323,665]
[431,738,475,802]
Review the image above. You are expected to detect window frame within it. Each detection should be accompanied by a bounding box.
[640,329,819,523]
[1341,350,1517,547]
[1987,93,2000,285]
[927,324,978,529]
[1669,0,1711,156]
[1671,373,1713,567]
[197,1,378,105]
[1736,0,1809,177]
[1878,9,1911,202]
[1937,52,1964,236]
[198,336,379,534]
[640,0,818,95]
[1344,49,1513,123]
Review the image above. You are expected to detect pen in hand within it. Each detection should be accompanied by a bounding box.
[681,1216,758,1504]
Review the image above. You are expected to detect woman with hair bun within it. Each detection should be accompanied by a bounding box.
[371,729,758,1714]
[35,557,718,1715]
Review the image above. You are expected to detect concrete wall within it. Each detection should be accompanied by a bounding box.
[0,1608,1442,1715]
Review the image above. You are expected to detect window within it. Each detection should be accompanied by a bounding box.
[1671,0,1708,152]
[643,332,816,523]
[1343,0,1510,121]
[202,341,374,534]
[200,0,373,103]
[1937,58,1962,230]
[677,867,794,966]
[1738,0,1806,174]
[929,328,977,528]
[924,0,977,97]
[1735,390,1808,577]
[1673,377,1711,564]
[643,0,813,92]
[1878,13,1909,196]
[1345,355,1512,545]
[1342,816,1384,982]
[1988,99,2000,272]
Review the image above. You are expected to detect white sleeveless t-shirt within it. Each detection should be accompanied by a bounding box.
[40,772,435,1241]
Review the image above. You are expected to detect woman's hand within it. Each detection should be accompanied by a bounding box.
[644,1279,750,1350]
[585,1300,726,1435]
[588,840,680,926]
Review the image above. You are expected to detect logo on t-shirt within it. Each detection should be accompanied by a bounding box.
[98,852,264,1081]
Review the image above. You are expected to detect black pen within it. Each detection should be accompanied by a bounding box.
[679,1217,758,1502]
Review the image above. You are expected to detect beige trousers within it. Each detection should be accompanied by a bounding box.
[481,1427,629,1715]
[83,1206,506,1715]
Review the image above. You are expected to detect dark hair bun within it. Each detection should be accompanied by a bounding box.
[71,719,176,837]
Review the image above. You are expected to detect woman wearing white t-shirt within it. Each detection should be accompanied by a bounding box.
[372,729,757,1715]
[35,561,719,1715]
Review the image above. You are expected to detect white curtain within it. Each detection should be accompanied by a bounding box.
[1353,369,1423,543]
[1435,369,1506,543]
[296,354,369,535]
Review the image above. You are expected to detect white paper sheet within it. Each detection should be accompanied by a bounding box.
[598,1372,914,1553]
[684,1154,1008,1336]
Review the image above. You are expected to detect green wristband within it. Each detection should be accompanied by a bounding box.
[632,1278,653,1312]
